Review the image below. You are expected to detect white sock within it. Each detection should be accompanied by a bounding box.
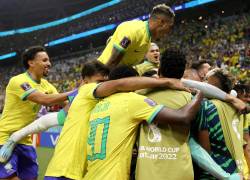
[181,79,227,100]
[10,112,58,142]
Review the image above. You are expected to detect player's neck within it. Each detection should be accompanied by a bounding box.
[27,70,42,83]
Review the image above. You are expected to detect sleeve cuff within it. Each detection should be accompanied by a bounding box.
[93,83,104,99]
[147,105,165,124]
[113,44,125,53]
[21,89,37,101]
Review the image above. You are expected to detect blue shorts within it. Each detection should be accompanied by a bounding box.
[44,176,72,180]
[0,144,38,179]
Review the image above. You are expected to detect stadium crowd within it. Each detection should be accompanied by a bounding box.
[1,11,250,112]
[0,0,191,54]
[0,3,250,180]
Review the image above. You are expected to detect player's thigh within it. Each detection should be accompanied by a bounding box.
[16,145,38,180]
[0,146,19,180]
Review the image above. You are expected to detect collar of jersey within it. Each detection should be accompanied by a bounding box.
[25,71,40,84]
[145,21,151,40]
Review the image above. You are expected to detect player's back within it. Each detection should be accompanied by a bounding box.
[136,89,193,180]
[45,83,98,179]
[84,92,163,180]
[98,20,151,66]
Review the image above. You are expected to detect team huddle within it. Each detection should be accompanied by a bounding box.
[0,4,250,180]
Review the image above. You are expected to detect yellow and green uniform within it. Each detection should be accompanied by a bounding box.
[98,20,151,66]
[45,83,99,179]
[134,60,159,76]
[194,100,247,179]
[136,89,193,180]
[0,72,57,145]
[84,92,163,180]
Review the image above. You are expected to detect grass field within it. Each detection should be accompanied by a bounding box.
[37,147,54,180]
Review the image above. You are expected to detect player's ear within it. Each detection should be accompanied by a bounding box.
[28,59,35,68]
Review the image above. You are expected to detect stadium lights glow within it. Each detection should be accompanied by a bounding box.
[47,24,116,47]
[0,52,17,61]
[0,0,121,37]
[0,0,217,60]
[46,0,217,47]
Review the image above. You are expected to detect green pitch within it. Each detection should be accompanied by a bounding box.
[37,147,54,180]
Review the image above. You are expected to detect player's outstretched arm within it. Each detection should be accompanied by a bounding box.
[0,112,59,163]
[27,91,71,106]
[189,138,241,180]
[181,79,247,113]
[153,90,203,126]
[95,77,189,98]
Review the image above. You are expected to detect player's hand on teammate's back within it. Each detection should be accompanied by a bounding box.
[164,78,191,92]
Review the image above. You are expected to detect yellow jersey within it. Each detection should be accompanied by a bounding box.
[0,72,57,145]
[45,83,99,179]
[134,60,158,76]
[98,20,151,66]
[136,89,193,180]
[83,92,163,180]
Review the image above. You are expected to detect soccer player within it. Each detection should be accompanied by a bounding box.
[44,61,189,180]
[193,68,249,179]
[136,49,194,180]
[134,42,160,76]
[83,67,203,180]
[98,4,175,68]
[135,50,242,180]
[191,60,212,81]
[0,46,71,180]
[0,89,78,163]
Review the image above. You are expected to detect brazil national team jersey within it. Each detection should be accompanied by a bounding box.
[134,60,158,76]
[136,89,193,180]
[194,100,238,179]
[98,20,151,66]
[45,83,99,179]
[0,72,57,145]
[83,92,163,180]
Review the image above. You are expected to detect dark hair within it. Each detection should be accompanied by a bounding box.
[142,70,158,77]
[191,60,212,70]
[158,49,186,79]
[208,68,234,93]
[150,4,175,20]
[81,60,109,79]
[109,65,139,80]
[22,46,47,69]
[234,83,250,96]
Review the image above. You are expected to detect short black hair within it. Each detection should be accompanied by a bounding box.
[207,68,234,93]
[234,83,250,96]
[191,60,212,71]
[109,65,139,80]
[158,49,186,79]
[81,60,109,79]
[142,70,158,77]
[22,46,47,69]
[150,4,175,20]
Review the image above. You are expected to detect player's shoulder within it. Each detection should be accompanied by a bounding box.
[119,20,146,31]
[9,72,27,84]
[126,92,147,100]
[40,78,51,84]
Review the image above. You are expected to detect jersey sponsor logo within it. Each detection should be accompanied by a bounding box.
[144,98,157,106]
[120,36,131,49]
[20,82,31,91]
